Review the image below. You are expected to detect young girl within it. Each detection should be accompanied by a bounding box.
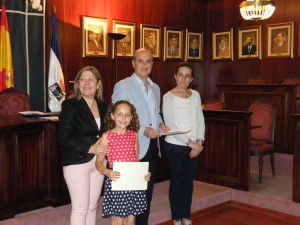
[96,100,151,225]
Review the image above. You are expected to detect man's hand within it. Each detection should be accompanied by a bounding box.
[159,123,171,133]
[144,127,160,139]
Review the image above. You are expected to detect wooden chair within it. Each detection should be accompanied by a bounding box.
[202,98,224,110]
[0,88,30,116]
[249,98,276,183]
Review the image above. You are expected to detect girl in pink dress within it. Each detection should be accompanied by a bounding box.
[96,100,151,225]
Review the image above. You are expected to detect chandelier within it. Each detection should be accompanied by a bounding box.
[239,0,276,21]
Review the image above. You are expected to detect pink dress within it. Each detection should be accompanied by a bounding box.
[102,130,147,218]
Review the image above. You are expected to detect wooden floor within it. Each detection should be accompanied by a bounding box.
[157,201,300,225]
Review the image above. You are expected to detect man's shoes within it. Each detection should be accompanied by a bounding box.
[181,218,193,225]
[173,219,182,225]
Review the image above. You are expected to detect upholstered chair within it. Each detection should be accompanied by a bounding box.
[0,88,30,116]
[249,98,276,183]
[202,98,224,110]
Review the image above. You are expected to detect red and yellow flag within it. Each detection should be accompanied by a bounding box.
[0,3,14,91]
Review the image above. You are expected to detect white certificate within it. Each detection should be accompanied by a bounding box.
[111,162,149,191]
[159,129,190,136]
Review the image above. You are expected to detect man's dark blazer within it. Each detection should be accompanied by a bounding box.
[189,48,199,57]
[58,97,108,166]
[242,44,257,55]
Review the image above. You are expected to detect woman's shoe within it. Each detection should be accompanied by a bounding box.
[173,219,182,225]
[181,218,193,225]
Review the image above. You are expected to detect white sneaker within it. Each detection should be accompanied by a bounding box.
[173,219,182,225]
[181,218,193,225]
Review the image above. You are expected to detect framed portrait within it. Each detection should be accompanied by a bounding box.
[185,30,203,61]
[238,26,261,60]
[163,27,183,61]
[140,24,161,59]
[112,20,136,58]
[28,0,44,13]
[212,29,233,61]
[267,22,294,58]
[82,16,108,57]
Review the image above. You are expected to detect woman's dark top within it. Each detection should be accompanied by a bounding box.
[58,97,108,166]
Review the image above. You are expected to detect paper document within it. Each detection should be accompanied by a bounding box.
[111,162,149,191]
[159,129,190,136]
[19,111,60,117]
[38,116,59,121]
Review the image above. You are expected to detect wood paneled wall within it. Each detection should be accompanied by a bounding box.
[46,0,207,102]
[205,0,300,98]
[45,0,300,101]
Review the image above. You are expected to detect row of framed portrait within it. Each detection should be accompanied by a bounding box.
[82,16,203,61]
[213,21,294,61]
[82,16,295,61]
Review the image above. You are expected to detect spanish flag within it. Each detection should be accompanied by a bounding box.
[0,3,14,91]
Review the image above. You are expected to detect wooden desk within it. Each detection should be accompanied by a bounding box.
[196,109,252,191]
[0,116,69,220]
[216,83,297,154]
[291,114,300,203]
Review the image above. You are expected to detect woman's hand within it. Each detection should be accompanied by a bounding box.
[107,170,120,181]
[144,172,151,182]
[98,145,109,156]
[189,142,203,158]
[88,138,109,155]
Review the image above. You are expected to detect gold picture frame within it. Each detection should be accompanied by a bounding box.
[185,30,203,61]
[81,16,108,57]
[212,29,233,61]
[267,22,294,58]
[112,20,136,58]
[140,24,161,59]
[238,25,261,60]
[164,27,183,61]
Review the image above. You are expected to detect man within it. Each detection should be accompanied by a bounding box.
[112,49,169,225]
[88,29,103,53]
[271,32,288,54]
[242,36,257,55]
[117,29,131,55]
[144,32,157,55]
[168,35,179,56]
[189,38,199,57]
[218,37,229,58]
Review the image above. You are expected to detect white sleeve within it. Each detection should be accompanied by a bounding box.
[195,91,205,141]
[162,93,190,144]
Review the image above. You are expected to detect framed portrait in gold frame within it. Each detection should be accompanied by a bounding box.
[112,20,136,58]
[163,27,183,61]
[212,29,233,61]
[267,22,294,58]
[185,30,203,61]
[140,24,161,59]
[238,25,261,60]
[82,16,108,57]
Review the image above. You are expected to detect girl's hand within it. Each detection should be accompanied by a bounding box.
[108,170,120,181]
[144,172,151,182]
